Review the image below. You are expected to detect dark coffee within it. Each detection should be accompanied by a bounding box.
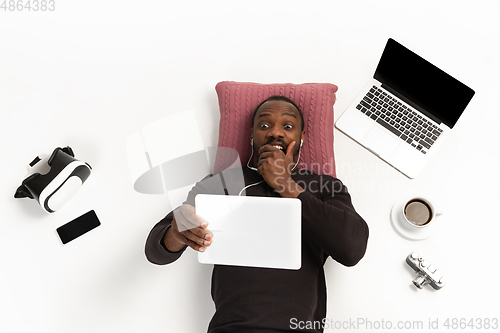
[404,199,432,226]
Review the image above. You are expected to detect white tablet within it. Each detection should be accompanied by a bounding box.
[196,194,301,270]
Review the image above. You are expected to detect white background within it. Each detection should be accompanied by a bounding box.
[1,1,499,332]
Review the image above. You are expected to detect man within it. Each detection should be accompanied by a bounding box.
[145,95,369,332]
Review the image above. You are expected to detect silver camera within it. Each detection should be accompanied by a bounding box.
[406,252,445,290]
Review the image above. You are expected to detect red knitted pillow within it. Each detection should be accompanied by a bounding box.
[214,81,338,177]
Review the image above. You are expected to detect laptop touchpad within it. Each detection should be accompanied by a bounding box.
[362,126,400,159]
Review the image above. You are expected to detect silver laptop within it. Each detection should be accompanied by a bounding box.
[336,38,475,178]
[196,194,301,270]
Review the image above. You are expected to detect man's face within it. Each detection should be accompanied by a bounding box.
[251,100,305,166]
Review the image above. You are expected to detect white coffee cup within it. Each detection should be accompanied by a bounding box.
[402,196,442,229]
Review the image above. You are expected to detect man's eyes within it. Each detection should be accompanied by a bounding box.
[259,123,293,130]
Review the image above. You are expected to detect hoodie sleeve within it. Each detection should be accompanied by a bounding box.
[297,176,369,266]
[144,173,225,265]
[144,212,188,265]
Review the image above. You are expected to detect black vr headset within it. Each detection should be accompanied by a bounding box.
[15,147,92,213]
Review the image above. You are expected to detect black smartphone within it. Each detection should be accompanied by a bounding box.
[56,210,101,244]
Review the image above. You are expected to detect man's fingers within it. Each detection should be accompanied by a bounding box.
[258,144,274,154]
[182,236,209,253]
[257,152,275,167]
[185,225,212,242]
[257,147,285,164]
[171,217,212,253]
[172,204,213,251]
[182,228,212,248]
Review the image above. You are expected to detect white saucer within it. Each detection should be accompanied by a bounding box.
[390,196,442,240]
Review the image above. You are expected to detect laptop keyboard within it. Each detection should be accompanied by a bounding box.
[356,86,443,154]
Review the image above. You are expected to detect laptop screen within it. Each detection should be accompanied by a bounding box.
[374,38,475,128]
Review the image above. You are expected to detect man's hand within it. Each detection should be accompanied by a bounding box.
[163,204,212,253]
[257,141,304,198]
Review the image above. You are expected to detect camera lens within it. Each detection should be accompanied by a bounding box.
[413,273,428,289]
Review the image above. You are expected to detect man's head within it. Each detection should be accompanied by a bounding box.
[251,96,304,132]
[250,95,305,167]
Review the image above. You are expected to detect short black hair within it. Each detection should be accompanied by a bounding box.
[251,95,304,131]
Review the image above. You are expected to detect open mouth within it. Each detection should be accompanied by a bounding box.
[268,142,286,153]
